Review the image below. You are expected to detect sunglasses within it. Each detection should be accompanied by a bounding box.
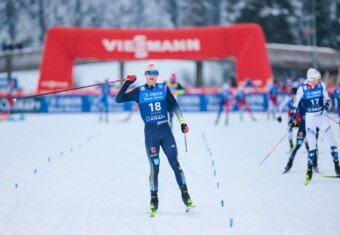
[146,71,159,76]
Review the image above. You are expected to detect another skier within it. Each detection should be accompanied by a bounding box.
[288,68,340,184]
[163,73,185,129]
[215,82,233,125]
[278,87,319,174]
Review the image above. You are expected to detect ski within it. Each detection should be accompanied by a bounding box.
[282,169,290,174]
[185,204,196,212]
[317,174,340,178]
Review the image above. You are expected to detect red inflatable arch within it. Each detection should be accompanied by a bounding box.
[38,23,273,92]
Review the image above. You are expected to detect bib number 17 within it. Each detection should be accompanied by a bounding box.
[310,98,319,106]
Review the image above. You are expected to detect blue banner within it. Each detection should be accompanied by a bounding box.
[0,93,290,113]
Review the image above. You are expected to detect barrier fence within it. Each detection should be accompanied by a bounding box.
[0,93,290,113]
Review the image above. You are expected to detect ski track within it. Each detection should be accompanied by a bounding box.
[0,112,340,235]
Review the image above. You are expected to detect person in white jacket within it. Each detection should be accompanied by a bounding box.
[288,68,340,184]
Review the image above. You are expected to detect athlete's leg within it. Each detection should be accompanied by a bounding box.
[244,103,256,121]
[288,127,294,151]
[224,99,230,125]
[319,115,340,175]
[284,123,306,172]
[159,124,187,189]
[215,97,224,124]
[104,100,109,122]
[144,125,161,192]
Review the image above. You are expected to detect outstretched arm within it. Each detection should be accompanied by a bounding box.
[115,81,139,103]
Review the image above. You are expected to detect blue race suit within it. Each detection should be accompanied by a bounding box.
[98,83,112,113]
[116,81,187,192]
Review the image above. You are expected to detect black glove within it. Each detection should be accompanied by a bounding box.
[324,100,330,112]
[181,123,189,133]
[126,74,137,84]
[288,118,296,130]
[277,116,282,123]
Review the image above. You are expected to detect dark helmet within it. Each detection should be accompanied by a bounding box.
[290,87,297,95]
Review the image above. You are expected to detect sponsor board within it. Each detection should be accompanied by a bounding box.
[1,93,292,113]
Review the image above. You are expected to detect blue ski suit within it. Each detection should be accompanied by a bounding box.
[115,81,187,192]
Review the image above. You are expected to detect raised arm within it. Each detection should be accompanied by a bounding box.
[115,76,139,103]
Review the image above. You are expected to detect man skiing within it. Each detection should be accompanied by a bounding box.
[234,86,256,121]
[215,82,233,125]
[163,73,185,129]
[288,68,340,185]
[97,79,113,123]
[115,62,194,216]
[266,80,279,120]
[279,87,319,174]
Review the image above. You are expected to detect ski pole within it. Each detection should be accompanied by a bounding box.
[14,79,126,101]
[327,114,340,125]
[184,133,188,153]
[257,131,289,168]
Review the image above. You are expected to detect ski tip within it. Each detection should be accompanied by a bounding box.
[185,205,196,212]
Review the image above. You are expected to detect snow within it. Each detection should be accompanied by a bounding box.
[1,112,340,235]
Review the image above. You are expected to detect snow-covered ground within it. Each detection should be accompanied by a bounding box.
[1,112,340,235]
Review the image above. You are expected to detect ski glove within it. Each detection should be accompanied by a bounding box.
[181,123,189,133]
[288,118,296,130]
[323,100,330,112]
[126,75,137,84]
[277,116,282,123]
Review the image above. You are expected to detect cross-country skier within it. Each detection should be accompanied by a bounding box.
[115,62,194,216]
[288,68,340,184]
[97,79,112,123]
[266,80,279,120]
[234,86,256,121]
[163,73,185,129]
[332,83,340,121]
[278,87,319,174]
[215,82,233,125]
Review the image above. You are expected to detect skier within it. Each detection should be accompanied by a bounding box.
[234,86,256,121]
[1,78,24,121]
[97,79,112,123]
[215,82,233,125]
[115,62,194,216]
[333,83,340,121]
[278,87,319,174]
[278,87,302,151]
[266,80,279,120]
[163,73,185,129]
[288,68,340,184]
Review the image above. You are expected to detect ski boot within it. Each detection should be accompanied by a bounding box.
[334,160,340,176]
[312,156,320,173]
[181,186,194,210]
[150,191,158,217]
[305,166,313,185]
[283,158,293,174]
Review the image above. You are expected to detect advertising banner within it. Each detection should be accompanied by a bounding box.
[0,93,290,113]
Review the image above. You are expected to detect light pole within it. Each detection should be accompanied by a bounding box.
[312,0,318,69]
